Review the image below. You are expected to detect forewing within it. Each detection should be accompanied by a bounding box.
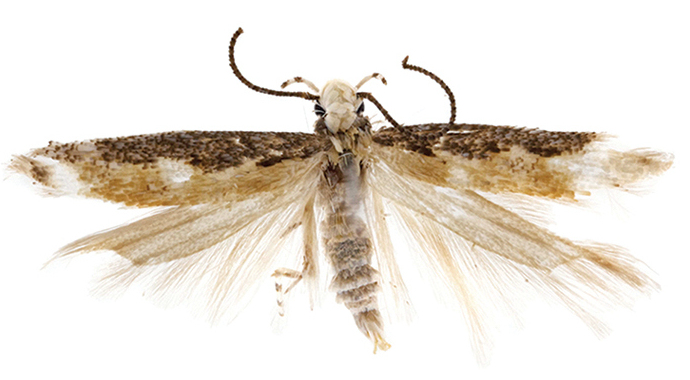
[10,130,330,206]
[373,123,673,199]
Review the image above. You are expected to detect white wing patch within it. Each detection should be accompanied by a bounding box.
[157,158,195,184]
[10,155,83,196]
[544,141,674,193]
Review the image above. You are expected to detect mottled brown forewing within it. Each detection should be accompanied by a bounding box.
[373,123,598,199]
[373,123,595,159]
[19,130,331,207]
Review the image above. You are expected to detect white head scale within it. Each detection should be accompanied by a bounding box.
[319,79,362,134]
[279,73,385,134]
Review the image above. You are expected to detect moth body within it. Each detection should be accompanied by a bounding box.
[314,83,389,349]
[8,28,674,360]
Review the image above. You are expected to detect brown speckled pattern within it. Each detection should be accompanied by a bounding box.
[38,130,331,173]
[373,123,596,159]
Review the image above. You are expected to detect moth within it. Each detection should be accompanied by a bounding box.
[10,27,673,359]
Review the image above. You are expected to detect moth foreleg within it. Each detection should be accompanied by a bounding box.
[272,245,316,316]
[272,268,302,317]
[272,198,319,317]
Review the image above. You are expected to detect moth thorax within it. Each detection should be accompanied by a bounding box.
[320,79,363,134]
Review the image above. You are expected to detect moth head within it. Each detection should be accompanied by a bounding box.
[229,29,404,131]
[318,80,365,134]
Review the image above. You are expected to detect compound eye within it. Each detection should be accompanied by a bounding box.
[314,103,326,117]
[356,102,365,114]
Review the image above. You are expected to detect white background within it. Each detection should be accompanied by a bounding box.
[1,1,688,379]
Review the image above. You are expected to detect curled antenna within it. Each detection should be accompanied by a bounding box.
[357,92,401,130]
[402,56,456,124]
[229,28,318,101]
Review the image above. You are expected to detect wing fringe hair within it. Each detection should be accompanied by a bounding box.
[56,201,314,325]
[366,144,666,363]
[24,150,326,325]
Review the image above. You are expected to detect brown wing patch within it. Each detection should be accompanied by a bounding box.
[372,123,599,199]
[373,123,596,159]
[36,130,330,173]
[14,131,331,207]
[371,123,669,200]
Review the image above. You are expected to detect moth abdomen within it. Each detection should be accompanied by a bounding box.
[321,157,389,352]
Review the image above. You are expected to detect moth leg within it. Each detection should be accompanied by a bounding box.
[272,198,318,317]
[272,254,313,316]
[272,268,301,316]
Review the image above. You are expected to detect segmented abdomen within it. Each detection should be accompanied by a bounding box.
[320,158,389,351]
